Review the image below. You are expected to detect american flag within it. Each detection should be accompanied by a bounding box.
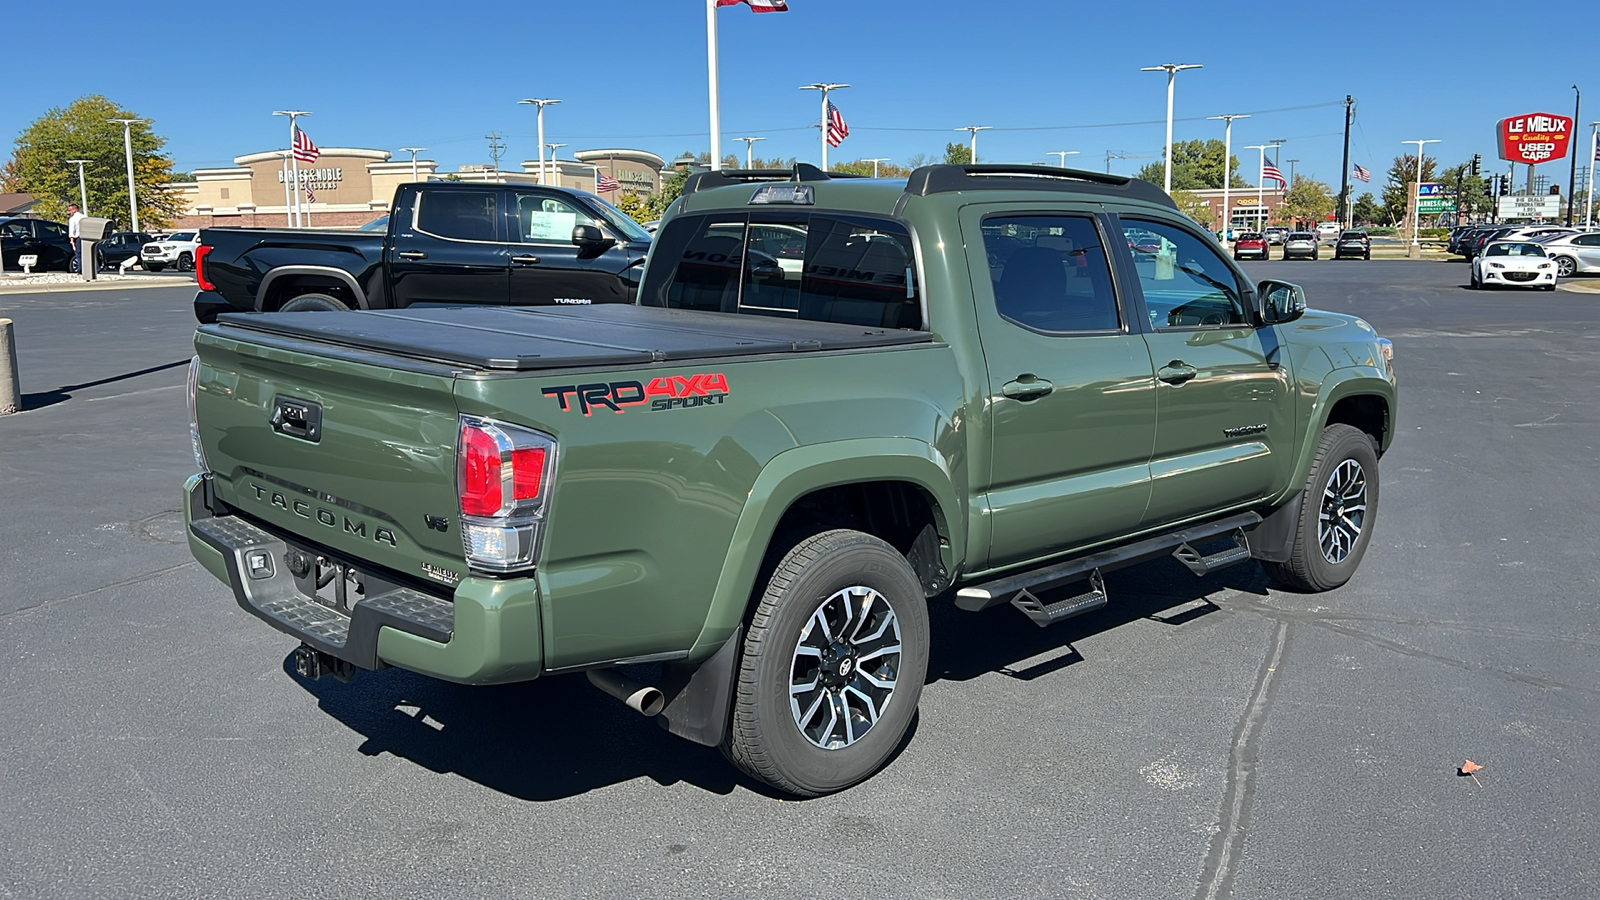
[826,101,849,148]
[716,0,787,10]
[1262,163,1286,186]
[596,170,620,193]
[293,128,320,163]
[1353,164,1371,182]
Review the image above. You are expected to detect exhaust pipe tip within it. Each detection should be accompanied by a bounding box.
[586,668,665,717]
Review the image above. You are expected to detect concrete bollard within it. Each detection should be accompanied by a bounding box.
[0,318,18,415]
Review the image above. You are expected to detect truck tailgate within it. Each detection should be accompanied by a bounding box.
[193,328,469,585]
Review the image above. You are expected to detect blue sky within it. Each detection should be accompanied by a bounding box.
[6,0,1596,194]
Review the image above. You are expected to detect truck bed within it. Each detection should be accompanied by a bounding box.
[212,304,933,371]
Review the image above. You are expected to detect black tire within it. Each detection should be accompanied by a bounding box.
[146,262,165,272]
[1364,251,1370,260]
[277,292,351,313]
[1555,256,1577,278]
[1263,424,1380,592]
[1469,270,1480,289]
[177,252,193,272]
[722,529,929,797]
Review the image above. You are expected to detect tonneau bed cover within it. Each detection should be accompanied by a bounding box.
[210,304,933,371]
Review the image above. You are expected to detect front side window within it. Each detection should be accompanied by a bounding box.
[415,190,498,242]
[512,193,599,243]
[39,222,68,239]
[579,194,652,242]
[980,214,1120,333]
[1123,219,1250,329]
[641,212,920,328]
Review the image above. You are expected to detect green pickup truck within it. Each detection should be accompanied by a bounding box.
[185,164,1396,796]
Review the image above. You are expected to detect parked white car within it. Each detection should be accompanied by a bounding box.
[1536,231,1600,277]
[1470,240,1557,291]
[1315,221,1342,241]
[141,231,201,272]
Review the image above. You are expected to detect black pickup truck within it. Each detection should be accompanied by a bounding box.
[193,182,653,322]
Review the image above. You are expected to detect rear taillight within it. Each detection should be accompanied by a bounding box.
[457,416,556,573]
[195,245,215,291]
[187,356,208,472]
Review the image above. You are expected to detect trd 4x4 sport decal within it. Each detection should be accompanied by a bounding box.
[542,374,730,416]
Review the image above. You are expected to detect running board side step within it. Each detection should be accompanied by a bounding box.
[955,512,1262,625]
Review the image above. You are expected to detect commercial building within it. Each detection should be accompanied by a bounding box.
[167,147,665,230]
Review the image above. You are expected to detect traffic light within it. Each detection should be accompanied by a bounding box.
[1471,154,1481,177]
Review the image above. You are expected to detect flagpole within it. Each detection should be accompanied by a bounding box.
[820,88,828,170]
[1588,123,1597,229]
[706,0,722,171]
[291,124,302,228]
[281,152,292,227]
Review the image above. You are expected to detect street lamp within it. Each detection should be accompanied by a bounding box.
[518,99,562,185]
[107,117,147,233]
[545,143,567,185]
[65,159,91,214]
[735,136,766,168]
[956,126,991,164]
[864,157,891,177]
[1403,138,1441,250]
[399,147,425,182]
[1048,151,1080,167]
[1207,114,1249,239]
[271,111,310,227]
[1140,63,1203,194]
[800,83,849,170]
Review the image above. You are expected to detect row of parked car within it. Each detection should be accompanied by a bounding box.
[1449,223,1600,279]
[0,215,201,273]
[1232,229,1371,261]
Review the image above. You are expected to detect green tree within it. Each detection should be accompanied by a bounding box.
[1278,176,1336,229]
[1381,153,1438,224]
[644,167,692,219]
[1352,192,1382,225]
[1438,160,1491,221]
[614,191,650,224]
[1134,139,1249,191]
[1168,189,1214,228]
[4,95,184,228]
[943,142,972,165]
[832,159,912,178]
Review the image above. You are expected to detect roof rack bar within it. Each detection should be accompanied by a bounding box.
[684,162,847,196]
[903,164,1176,209]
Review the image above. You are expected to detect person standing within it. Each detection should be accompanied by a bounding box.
[67,204,85,273]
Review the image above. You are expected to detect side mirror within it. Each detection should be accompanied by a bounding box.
[1256,279,1307,325]
[572,224,615,255]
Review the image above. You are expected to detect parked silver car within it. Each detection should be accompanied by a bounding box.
[1536,231,1600,277]
[1282,231,1319,260]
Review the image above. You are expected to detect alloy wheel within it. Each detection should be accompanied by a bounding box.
[1556,256,1576,278]
[1318,459,1367,564]
[789,585,902,750]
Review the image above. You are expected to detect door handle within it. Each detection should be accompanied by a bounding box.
[511,255,541,265]
[397,250,427,260]
[1001,376,1055,401]
[1157,362,1199,385]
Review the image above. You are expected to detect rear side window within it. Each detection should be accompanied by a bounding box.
[415,190,499,242]
[641,212,921,328]
[980,214,1120,333]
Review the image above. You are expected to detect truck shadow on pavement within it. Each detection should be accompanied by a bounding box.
[289,555,1261,802]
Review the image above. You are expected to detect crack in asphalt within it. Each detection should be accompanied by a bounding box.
[0,560,199,621]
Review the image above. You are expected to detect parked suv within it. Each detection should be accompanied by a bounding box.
[184,164,1397,796]
[1333,231,1371,260]
[142,230,202,272]
[94,232,155,270]
[1283,231,1319,260]
[1232,231,1269,260]
[1263,226,1289,245]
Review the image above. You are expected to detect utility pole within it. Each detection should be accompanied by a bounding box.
[1568,85,1581,225]
[1207,114,1250,240]
[108,117,146,234]
[518,98,561,184]
[735,136,766,168]
[956,126,991,164]
[399,147,425,182]
[1286,159,1300,184]
[486,132,506,173]
[65,159,91,214]
[1141,63,1204,194]
[864,157,891,177]
[1338,95,1354,229]
[800,83,849,170]
[1049,151,1080,167]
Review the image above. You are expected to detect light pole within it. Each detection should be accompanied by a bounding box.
[65,159,91,214]
[800,83,849,170]
[519,98,561,184]
[399,147,425,182]
[865,157,891,177]
[1140,63,1203,194]
[271,110,310,227]
[957,126,991,164]
[1403,138,1441,252]
[735,136,766,168]
[1207,114,1249,239]
[1286,159,1299,184]
[1568,85,1581,225]
[108,118,146,234]
[1245,144,1272,233]
[1048,151,1080,167]
[546,143,567,186]
[279,152,293,226]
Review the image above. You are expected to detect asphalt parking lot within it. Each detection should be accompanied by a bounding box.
[2,263,1597,899]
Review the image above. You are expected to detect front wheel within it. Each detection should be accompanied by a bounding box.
[1263,424,1380,592]
[1555,256,1577,278]
[177,253,193,272]
[722,529,929,797]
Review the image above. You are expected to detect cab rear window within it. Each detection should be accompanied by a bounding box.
[640,212,921,329]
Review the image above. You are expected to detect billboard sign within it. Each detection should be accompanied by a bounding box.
[1497,112,1573,164]
[1497,195,1561,219]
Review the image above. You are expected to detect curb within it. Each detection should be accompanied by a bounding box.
[1558,281,1600,294]
[0,277,192,295]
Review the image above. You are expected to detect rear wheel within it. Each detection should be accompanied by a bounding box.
[277,292,351,313]
[1555,256,1577,278]
[1263,424,1380,592]
[722,529,929,797]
